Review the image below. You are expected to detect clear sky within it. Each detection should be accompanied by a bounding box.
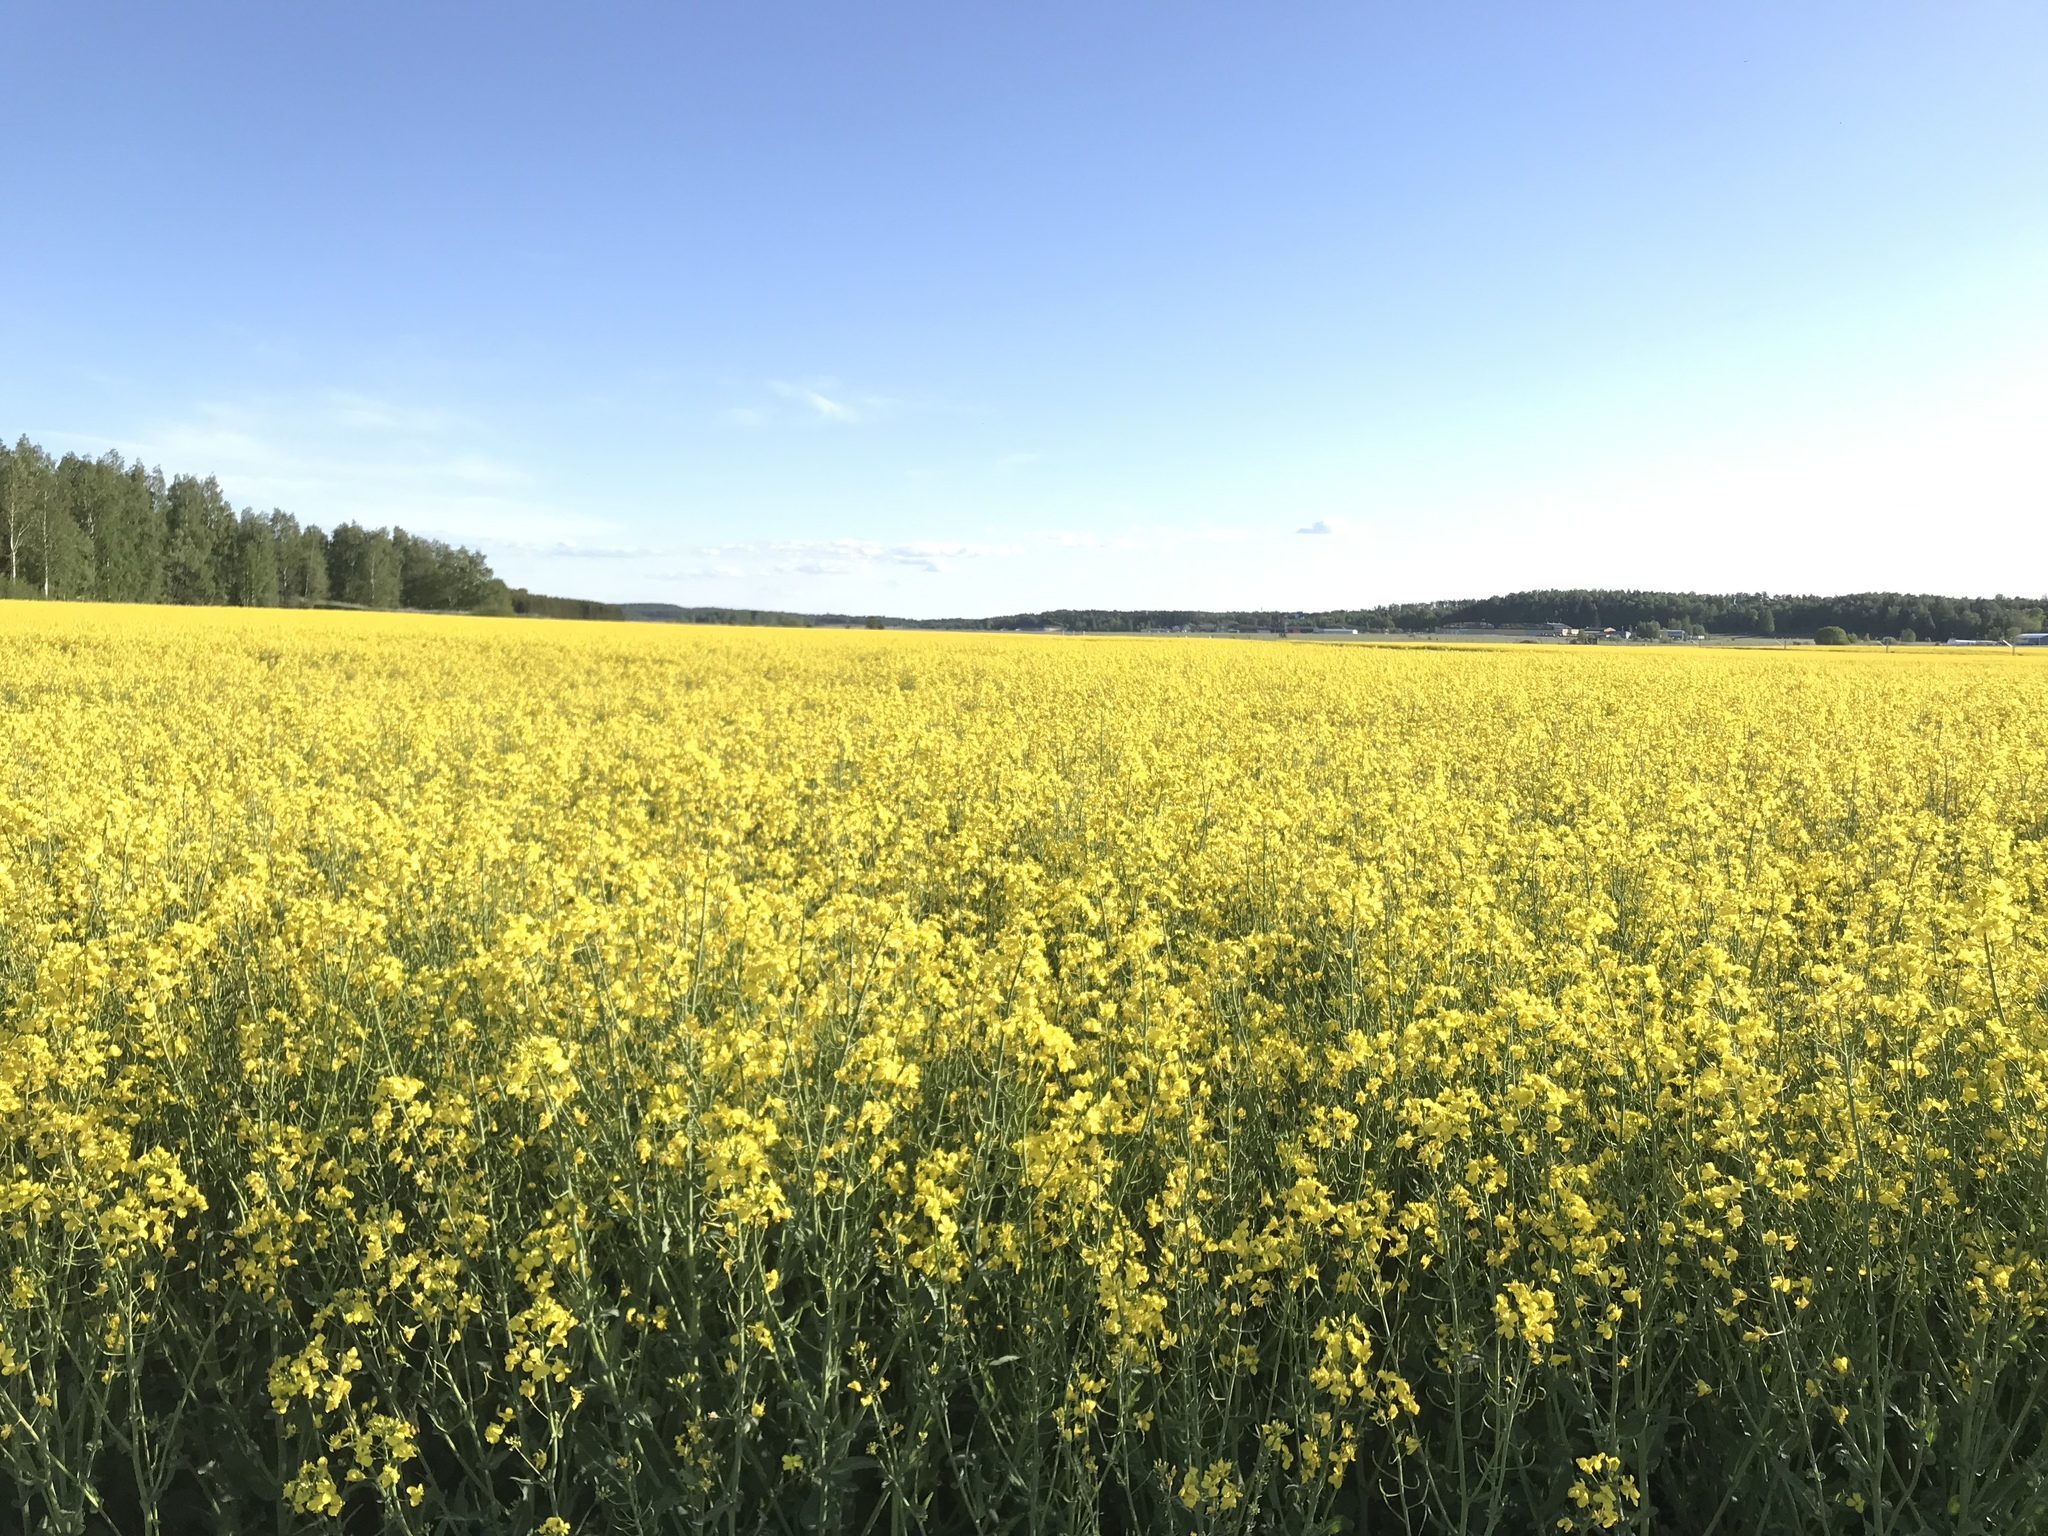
[4,2,2044,615]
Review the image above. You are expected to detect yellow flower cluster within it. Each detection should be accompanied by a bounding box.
[0,604,2044,1534]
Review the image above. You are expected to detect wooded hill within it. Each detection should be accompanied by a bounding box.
[628,591,2048,643]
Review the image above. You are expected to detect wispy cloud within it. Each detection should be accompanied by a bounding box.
[777,378,904,424]
[1042,523,1258,554]
[718,377,913,428]
[1296,519,1333,535]
[322,392,467,436]
[655,537,1020,581]
[481,534,1025,586]
[71,392,611,553]
[769,379,867,422]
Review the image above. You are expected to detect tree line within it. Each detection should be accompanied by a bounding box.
[0,434,619,619]
[1373,588,2046,642]
[911,589,2047,642]
[624,591,2048,641]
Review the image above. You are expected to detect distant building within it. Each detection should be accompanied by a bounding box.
[2019,633,2048,647]
[1662,628,1686,641]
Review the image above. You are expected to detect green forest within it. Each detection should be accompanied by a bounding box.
[1365,587,2048,642]
[920,590,2048,642]
[627,590,2048,643]
[0,434,619,619]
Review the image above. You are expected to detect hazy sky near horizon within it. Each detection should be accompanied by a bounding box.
[4,1,2044,615]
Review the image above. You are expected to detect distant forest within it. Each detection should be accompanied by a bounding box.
[626,589,2048,643]
[0,434,619,620]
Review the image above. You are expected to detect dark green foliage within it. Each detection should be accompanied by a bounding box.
[1,431,617,620]
[1814,625,1850,646]
[510,588,625,620]
[1342,589,2046,641]
[0,437,93,598]
[67,452,165,602]
[728,591,2048,643]
[230,510,280,607]
[326,523,402,607]
[396,529,500,611]
[162,475,236,604]
[623,602,813,626]
[272,510,330,602]
[0,436,37,587]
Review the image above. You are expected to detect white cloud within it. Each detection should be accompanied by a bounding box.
[488,534,1025,590]
[68,392,614,554]
[769,379,858,421]
[761,377,902,425]
[322,392,465,435]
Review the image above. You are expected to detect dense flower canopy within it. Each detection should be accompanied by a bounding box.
[0,606,2044,1534]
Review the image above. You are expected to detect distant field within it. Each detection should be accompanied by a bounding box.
[1,606,2044,1534]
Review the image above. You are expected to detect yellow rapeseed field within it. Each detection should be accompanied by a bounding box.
[1,604,2045,1536]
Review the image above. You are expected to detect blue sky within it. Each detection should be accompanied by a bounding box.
[4,2,2043,614]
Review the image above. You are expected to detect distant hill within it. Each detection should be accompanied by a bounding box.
[511,589,624,621]
[621,590,2048,644]
[623,603,829,627]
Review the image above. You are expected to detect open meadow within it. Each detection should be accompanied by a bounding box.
[1,605,2044,1536]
